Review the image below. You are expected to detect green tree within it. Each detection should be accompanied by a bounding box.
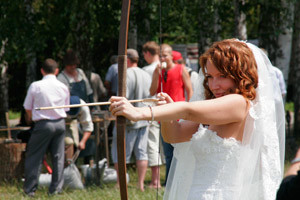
[0,0,296,117]
[234,0,247,40]
[289,0,300,137]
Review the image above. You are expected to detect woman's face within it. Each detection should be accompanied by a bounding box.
[64,64,77,74]
[206,60,236,98]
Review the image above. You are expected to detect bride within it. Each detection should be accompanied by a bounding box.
[109,39,285,200]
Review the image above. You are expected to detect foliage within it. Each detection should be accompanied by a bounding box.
[8,110,21,120]
[285,102,294,112]
[255,0,293,62]
[0,0,296,111]
[289,0,300,137]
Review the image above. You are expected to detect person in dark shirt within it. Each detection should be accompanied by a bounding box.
[277,147,300,200]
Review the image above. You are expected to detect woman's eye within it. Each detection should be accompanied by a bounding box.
[220,74,227,78]
[206,75,212,79]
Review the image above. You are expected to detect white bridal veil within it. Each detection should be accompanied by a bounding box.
[164,41,285,200]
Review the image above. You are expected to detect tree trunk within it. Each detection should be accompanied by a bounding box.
[234,0,247,40]
[24,0,37,88]
[197,0,213,55]
[275,1,294,82]
[72,1,94,73]
[213,7,221,42]
[128,0,137,49]
[25,52,37,88]
[289,0,300,137]
[0,39,9,125]
[258,1,281,63]
[128,23,137,50]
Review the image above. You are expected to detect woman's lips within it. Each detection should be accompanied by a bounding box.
[214,93,223,98]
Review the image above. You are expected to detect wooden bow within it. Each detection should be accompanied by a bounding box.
[117,0,131,199]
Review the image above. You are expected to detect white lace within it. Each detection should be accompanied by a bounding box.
[189,126,242,200]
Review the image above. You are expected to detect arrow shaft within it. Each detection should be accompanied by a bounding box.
[35,98,158,110]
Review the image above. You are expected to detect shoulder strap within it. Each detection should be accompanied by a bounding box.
[61,71,71,84]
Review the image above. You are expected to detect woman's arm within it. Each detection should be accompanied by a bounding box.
[157,92,199,143]
[109,94,248,142]
[110,94,247,125]
[161,120,200,143]
[158,94,248,143]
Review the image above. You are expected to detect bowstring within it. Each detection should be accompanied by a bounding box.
[157,0,162,199]
[159,0,163,94]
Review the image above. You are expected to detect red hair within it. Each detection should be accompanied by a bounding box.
[199,39,258,100]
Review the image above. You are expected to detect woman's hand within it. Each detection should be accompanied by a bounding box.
[156,92,174,106]
[109,96,141,121]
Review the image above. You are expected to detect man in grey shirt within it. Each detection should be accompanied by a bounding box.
[142,41,164,189]
[111,49,151,191]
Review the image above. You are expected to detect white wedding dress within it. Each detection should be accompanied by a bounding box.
[188,125,242,199]
[164,124,242,200]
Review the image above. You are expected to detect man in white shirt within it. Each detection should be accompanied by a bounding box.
[272,66,287,99]
[23,58,69,197]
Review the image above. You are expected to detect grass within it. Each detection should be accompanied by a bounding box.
[285,102,294,112]
[8,110,21,120]
[1,101,295,199]
[0,165,166,200]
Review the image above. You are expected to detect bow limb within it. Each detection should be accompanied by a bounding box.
[117,0,131,199]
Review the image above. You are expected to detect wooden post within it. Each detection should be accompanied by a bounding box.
[104,116,110,167]
[94,118,101,186]
[5,112,11,140]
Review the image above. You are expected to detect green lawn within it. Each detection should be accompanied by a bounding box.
[1,101,295,199]
[0,165,166,200]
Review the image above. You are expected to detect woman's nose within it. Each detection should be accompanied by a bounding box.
[209,78,220,90]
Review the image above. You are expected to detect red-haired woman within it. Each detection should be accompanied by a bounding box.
[109,39,285,200]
